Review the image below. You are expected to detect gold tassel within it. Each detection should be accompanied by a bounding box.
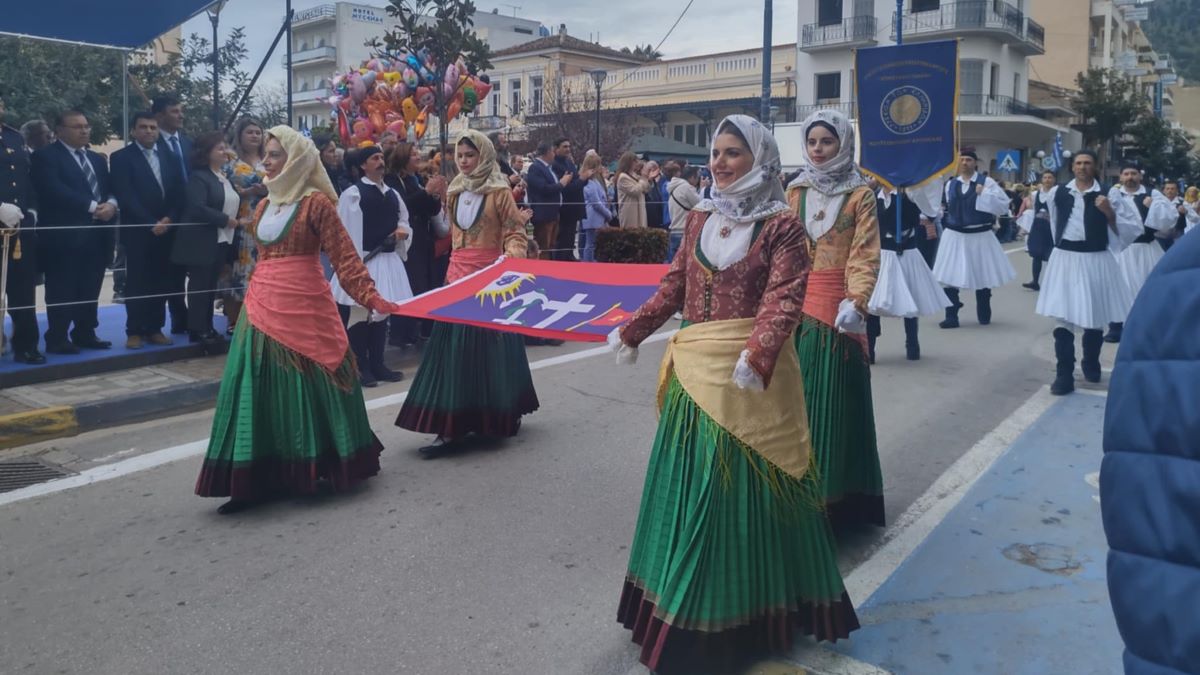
[12,238,20,260]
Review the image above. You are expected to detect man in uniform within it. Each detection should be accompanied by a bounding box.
[0,90,44,364]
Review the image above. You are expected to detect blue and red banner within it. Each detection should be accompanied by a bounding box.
[855,40,959,190]
[390,260,668,342]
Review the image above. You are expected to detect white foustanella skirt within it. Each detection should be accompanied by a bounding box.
[1035,248,1133,330]
[330,251,414,322]
[1117,241,1165,301]
[869,249,952,318]
[932,229,1017,290]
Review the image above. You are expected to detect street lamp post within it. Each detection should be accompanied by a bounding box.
[207,1,226,131]
[590,70,607,156]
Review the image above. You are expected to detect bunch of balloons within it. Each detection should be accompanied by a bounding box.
[328,50,493,147]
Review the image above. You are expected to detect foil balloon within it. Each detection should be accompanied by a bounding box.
[414,107,429,139]
[401,97,419,125]
[415,87,435,110]
[361,70,377,87]
[446,99,462,120]
[472,75,492,101]
[462,85,478,113]
[337,110,351,146]
[350,75,367,104]
[403,68,418,89]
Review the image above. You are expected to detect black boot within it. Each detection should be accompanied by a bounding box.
[1022,258,1043,291]
[976,288,993,325]
[348,322,376,388]
[1081,328,1103,383]
[1104,322,1123,344]
[939,287,961,329]
[866,315,881,364]
[368,320,404,382]
[1051,327,1076,396]
[904,317,920,361]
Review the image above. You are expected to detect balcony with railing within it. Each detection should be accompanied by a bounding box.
[796,102,856,119]
[285,45,337,67]
[800,16,879,52]
[292,4,336,26]
[893,1,1045,55]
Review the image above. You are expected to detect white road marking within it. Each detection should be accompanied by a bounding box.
[1005,245,1026,255]
[0,331,676,508]
[842,386,1058,602]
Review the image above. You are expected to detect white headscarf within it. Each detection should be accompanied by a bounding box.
[787,109,867,196]
[694,115,788,225]
[263,125,339,206]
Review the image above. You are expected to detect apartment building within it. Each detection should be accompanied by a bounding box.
[285,3,544,130]
[791,0,1079,177]
[1031,0,1179,121]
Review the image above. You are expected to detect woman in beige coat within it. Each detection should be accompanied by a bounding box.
[615,151,653,229]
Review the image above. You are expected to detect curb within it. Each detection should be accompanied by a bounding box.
[0,406,79,449]
[0,380,221,451]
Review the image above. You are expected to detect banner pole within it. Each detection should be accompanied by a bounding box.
[894,0,904,253]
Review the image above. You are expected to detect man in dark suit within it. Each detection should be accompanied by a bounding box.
[153,95,191,334]
[31,110,117,353]
[551,137,587,262]
[110,112,184,350]
[525,141,571,261]
[0,90,44,364]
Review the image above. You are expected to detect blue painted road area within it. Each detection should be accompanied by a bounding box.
[834,393,1122,674]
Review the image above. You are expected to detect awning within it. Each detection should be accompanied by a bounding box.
[0,0,220,50]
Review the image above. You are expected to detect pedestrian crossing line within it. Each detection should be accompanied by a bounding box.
[0,331,678,508]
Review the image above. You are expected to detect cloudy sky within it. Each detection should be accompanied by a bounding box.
[183,0,799,86]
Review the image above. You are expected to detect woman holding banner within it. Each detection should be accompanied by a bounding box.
[194,126,400,514]
[395,130,539,458]
[610,114,859,674]
[786,109,885,528]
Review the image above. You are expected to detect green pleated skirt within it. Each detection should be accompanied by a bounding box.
[194,319,382,499]
[395,322,539,439]
[618,377,859,675]
[794,316,885,527]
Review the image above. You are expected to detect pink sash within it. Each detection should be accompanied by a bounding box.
[803,267,868,353]
[447,247,502,284]
[244,255,349,373]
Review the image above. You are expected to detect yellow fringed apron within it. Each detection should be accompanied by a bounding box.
[656,318,812,481]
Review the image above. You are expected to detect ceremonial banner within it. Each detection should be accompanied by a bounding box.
[390,259,668,343]
[855,40,959,189]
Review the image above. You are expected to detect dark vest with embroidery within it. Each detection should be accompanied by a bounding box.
[358,179,401,253]
[877,192,921,252]
[1053,184,1110,253]
[945,176,995,233]
[1173,198,1188,234]
[1124,190,1159,244]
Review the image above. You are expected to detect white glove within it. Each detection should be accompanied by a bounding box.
[607,327,638,365]
[732,349,764,391]
[0,203,22,228]
[834,298,867,335]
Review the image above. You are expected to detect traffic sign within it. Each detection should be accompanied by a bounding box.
[996,149,1021,173]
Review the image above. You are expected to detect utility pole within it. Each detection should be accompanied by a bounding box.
[286,0,294,125]
[760,0,772,123]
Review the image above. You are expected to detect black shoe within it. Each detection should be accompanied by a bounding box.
[189,331,224,345]
[371,365,404,382]
[73,336,112,350]
[938,316,959,329]
[216,499,255,515]
[45,341,81,355]
[1103,322,1122,344]
[13,349,47,364]
[359,370,378,388]
[417,438,457,460]
[976,289,992,326]
[940,288,961,329]
[1022,282,1040,291]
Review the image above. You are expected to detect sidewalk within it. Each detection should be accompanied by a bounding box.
[811,392,1121,674]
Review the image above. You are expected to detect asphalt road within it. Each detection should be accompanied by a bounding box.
[0,250,1090,675]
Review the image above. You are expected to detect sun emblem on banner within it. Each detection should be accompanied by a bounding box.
[880,86,932,136]
[475,272,536,305]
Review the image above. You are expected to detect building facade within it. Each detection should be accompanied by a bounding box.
[1031,0,1179,122]
[285,3,543,130]
[486,26,797,154]
[790,0,1078,178]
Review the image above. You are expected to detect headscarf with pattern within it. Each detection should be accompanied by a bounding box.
[786,108,867,196]
[693,115,789,225]
[263,125,339,206]
[447,129,512,197]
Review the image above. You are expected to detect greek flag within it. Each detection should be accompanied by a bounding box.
[1053,132,1064,172]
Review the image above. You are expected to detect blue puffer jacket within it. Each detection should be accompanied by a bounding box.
[1102,228,1200,675]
